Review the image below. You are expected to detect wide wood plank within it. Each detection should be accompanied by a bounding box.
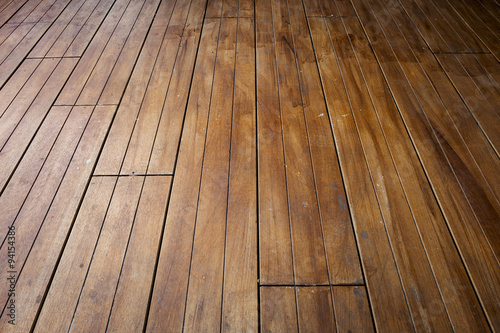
[221,17,258,332]
[256,0,294,285]
[145,18,220,333]
[343,16,490,331]
[332,286,374,332]
[296,287,335,332]
[261,287,298,332]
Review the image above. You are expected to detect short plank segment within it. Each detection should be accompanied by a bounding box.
[272,0,329,285]
[309,16,414,333]
[145,18,220,333]
[260,287,298,332]
[296,287,335,332]
[33,176,117,333]
[119,0,194,175]
[64,176,144,333]
[94,0,184,174]
[148,0,207,174]
[332,286,374,332]
[106,176,171,332]
[437,53,500,155]
[221,17,258,332]
[256,0,294,285]
[183,17,237,332]
[343,16,489,331]
[0,106,115,331]
[288,0,362,285]
[351,0,500,329]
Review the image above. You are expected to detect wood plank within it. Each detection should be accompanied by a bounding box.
[0,58,41,118]
[318,0,339,17]
[343,16,490,332]
[183,17,237,332]
[119,0,194,175]
[0,0,29,26]
[351,0,500,329]
[239,0,254,17]
[332,286,374,332]
[61,0,119,57]
[33,176,116,333]
[93,0,178,174]
[222,0,238,17]
[0,105,115,330]
[7,0,47,24]
[221,17,257,332]
[0,23,35,66]
[65,176,144,332]
[256,0,294,285]
[437,53,500,155]
[327,16,452,332]
[0,58,77,158]
[206,0,223,17]
[145,18,220,333]
[272,0,329,285]
[260,287,298,332]
[335,0,356,16]
[106,176,171,332]
[54,0,132,105]
[147,0,207,174]
[0,23,18,45]
[309,17,414,333]
[303,0,323,17]
[76,0,158,105]
[296,287,335,332]
[288,0,363,285]
[476,53,500,86]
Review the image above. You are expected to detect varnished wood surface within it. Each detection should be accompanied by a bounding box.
[0,0,499,331]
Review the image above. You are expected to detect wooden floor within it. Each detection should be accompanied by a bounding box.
[0,0,499,331]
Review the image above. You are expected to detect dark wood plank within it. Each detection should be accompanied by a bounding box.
[288,0,363,285]
[33,176,116,333]
[261,287,298,332]
[343,16,490,331]
[335,0,356,16]
[119,0,193,175]
[0,105,115,330]
[76,0,160,105]
[351,0,500,329]
[256,0,294,285]
[272,0,329,285]
[145,18,220,333]
[476,53,500,86]
[221,17,258,332]
[105,176,172,332]
[93,0,179,174]
[437,53,500,155]
[183,17,237,331]
[296,287,335,332]
[332,286,374,332]
[309,16,414,333]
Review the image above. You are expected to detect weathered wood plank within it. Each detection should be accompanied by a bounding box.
[332,286,374,332]
[261,287,298,332]
[296,287,335,332]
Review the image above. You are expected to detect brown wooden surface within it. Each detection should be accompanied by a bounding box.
[1,0,499,331]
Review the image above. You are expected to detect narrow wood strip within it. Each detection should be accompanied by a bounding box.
[145,18,220,333]
[437,53,500,155]
[119,0,194,175]
[288,0,362,285]
[327,16,452,331]
[272,0,329,285]
[93,0,178,174]
[27,0,87,58]
[148,0,207,174]
[33,176,116,333]
[332,286,374,332]
[62,0,120,57]
[55,0,132,105]
[309,16,414,332]
[68,176,144,332]
[76,0,158,105]
[0,106,115,331]
[256,0,294,285]
[296,287,335,332]
[183,17,237,332]
[0,58,41,118]
[221,17,257,332]
[351,0,500,329]
[42,0,106,57]
[260,287,298,332]
[343,16,490,331]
